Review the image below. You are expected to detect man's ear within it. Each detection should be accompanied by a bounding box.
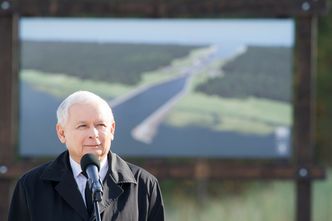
[56,124,66,143]
[110,121,116,140]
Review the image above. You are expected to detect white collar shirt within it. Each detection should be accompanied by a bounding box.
[69,155,109,205]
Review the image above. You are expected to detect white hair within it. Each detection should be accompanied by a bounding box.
[56,91,114,126]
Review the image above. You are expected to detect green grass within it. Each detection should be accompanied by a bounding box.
[313,169,332,221]
[162,180,294,221]
[165,93,291,135]
[161,168,332,221]
[21,69,134,99]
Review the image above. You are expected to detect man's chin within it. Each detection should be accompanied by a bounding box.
[84,150,103,158]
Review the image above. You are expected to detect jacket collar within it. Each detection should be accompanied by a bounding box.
[95,152,137,217]
[40,151,71,182]
[40,151,137,184]
[108,152,137,185]
[40,151,137,219]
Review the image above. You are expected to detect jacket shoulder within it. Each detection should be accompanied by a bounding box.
[17,162,52,186]
[126,162,159,184]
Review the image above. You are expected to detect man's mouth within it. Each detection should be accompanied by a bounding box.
[84,144,102,148]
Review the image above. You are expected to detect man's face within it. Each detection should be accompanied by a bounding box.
[56,101,115,163]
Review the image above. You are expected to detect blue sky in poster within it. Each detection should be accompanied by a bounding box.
[20,18,294,47]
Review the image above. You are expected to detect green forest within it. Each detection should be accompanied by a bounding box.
[21,41,199,85]
[196,46,292,102]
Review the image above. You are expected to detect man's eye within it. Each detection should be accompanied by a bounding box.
[97,123,106,127]
[77,125,87,128]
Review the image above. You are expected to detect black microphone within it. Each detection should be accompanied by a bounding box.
[80,153,103,202]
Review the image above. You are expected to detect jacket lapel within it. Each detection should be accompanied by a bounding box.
[55,171,89,219]
[40,151,137,221]
[97,174,124,215]
[41,151,89,220]
[91,152,137,219]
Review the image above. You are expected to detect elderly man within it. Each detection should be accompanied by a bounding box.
[9,91,165,221]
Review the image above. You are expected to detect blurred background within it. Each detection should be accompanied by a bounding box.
[159,3,332,220]
[159,2,331,220]
[1,1,331,220]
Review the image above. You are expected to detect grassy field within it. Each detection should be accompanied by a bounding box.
[161,169,331,221]
[162,179,294,221]
[165,93,291,135]
[21,70,133,99]
[313,169,332,221]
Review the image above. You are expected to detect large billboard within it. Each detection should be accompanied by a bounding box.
[19,18,293,158]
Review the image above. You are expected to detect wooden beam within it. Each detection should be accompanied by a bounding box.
[0,12,18,221]
[0,14,18,164]
[294,17,317,165]
[141,161,325,180]
[0,160,325,180]
[0,179,13,221]
[293,16,317,221]
[5,0,328,17]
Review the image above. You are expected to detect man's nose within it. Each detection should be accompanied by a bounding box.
[88,127,99,138]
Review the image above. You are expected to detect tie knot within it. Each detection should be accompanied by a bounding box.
[81,171,88,179]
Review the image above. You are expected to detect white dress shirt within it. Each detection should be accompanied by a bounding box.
[69,155,108,205]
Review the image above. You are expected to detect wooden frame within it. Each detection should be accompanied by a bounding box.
[0,1,328,220]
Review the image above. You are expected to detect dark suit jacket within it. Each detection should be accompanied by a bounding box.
[8,151,164,221]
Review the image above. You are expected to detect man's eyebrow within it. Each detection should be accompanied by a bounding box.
[76,121,87,125]
[96,120,107,123]
[95,120,109,125]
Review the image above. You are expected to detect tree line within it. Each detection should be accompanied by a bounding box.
[196,46,292,102]
[21,41,199,85]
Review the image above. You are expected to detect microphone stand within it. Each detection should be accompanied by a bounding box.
[93,190,103,221]
[81,154,103,221]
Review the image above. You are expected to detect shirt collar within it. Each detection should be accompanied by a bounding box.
[69,155,109,181]
[69,156,82,178]
[99,156,108,181]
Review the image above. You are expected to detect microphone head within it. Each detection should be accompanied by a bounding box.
[80,153,100,172]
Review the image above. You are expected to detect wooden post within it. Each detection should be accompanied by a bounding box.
[0,179,14,221]
[0,5,19,220]
[294,15,317,221]
[0,8,18,165]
